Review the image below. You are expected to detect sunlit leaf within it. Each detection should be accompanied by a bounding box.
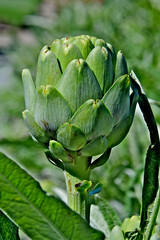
[0,152,105,240]
[0,210,20,240]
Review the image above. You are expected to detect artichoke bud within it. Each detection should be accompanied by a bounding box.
[115,50,128,80]
[86,46,114,93]
[22,35,138,179]
[36,45,62,89]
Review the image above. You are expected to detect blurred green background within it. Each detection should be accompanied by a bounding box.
[0,0,160,232]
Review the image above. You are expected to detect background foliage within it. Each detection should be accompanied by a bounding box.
[0,0,160,238]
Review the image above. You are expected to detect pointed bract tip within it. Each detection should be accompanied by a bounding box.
[22,68,30,76]
[22,109,29,117]
[118,50,122,54]
[38,85,55,96]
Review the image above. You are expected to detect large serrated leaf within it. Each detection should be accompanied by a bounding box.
[0,153,104,240]
[0,210,20,240]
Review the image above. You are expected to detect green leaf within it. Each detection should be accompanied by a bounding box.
[70,99,114,140]
[80,136,108,157]
[51,40,82,72]
[86,46,114,93]
[138,94,159,145]
[109,226,124,240]
[0,152,104,240]
[91,196,122,240]
[22,110,49,144]
[121,215,140,233]
[150,226,160,240]
[130,70,145,94]
[136,142,158,239]
[35,85,72,132]
[102,75,130,125]
[22,69,36,114]
[130,74,160,240]
[94,196,122,231]
[115,50,128,80]
[90,205,111,238]
[0,210,20,240]
[137,144,160,240]
[56,59,102,113]
[36,45,62,89]
[150,233,158,240]
[57,123,87,151]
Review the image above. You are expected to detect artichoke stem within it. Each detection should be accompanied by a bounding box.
[65,172,90,223]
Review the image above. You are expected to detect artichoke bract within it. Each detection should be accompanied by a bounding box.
[22,35,138,180]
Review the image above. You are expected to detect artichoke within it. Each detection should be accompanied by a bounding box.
[22,35,138,180]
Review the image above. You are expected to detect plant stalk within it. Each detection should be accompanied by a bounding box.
[65,172,90,223]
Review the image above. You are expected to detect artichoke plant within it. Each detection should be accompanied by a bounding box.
[22,35,138,181]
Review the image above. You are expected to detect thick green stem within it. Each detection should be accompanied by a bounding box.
[65,172,90,223]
